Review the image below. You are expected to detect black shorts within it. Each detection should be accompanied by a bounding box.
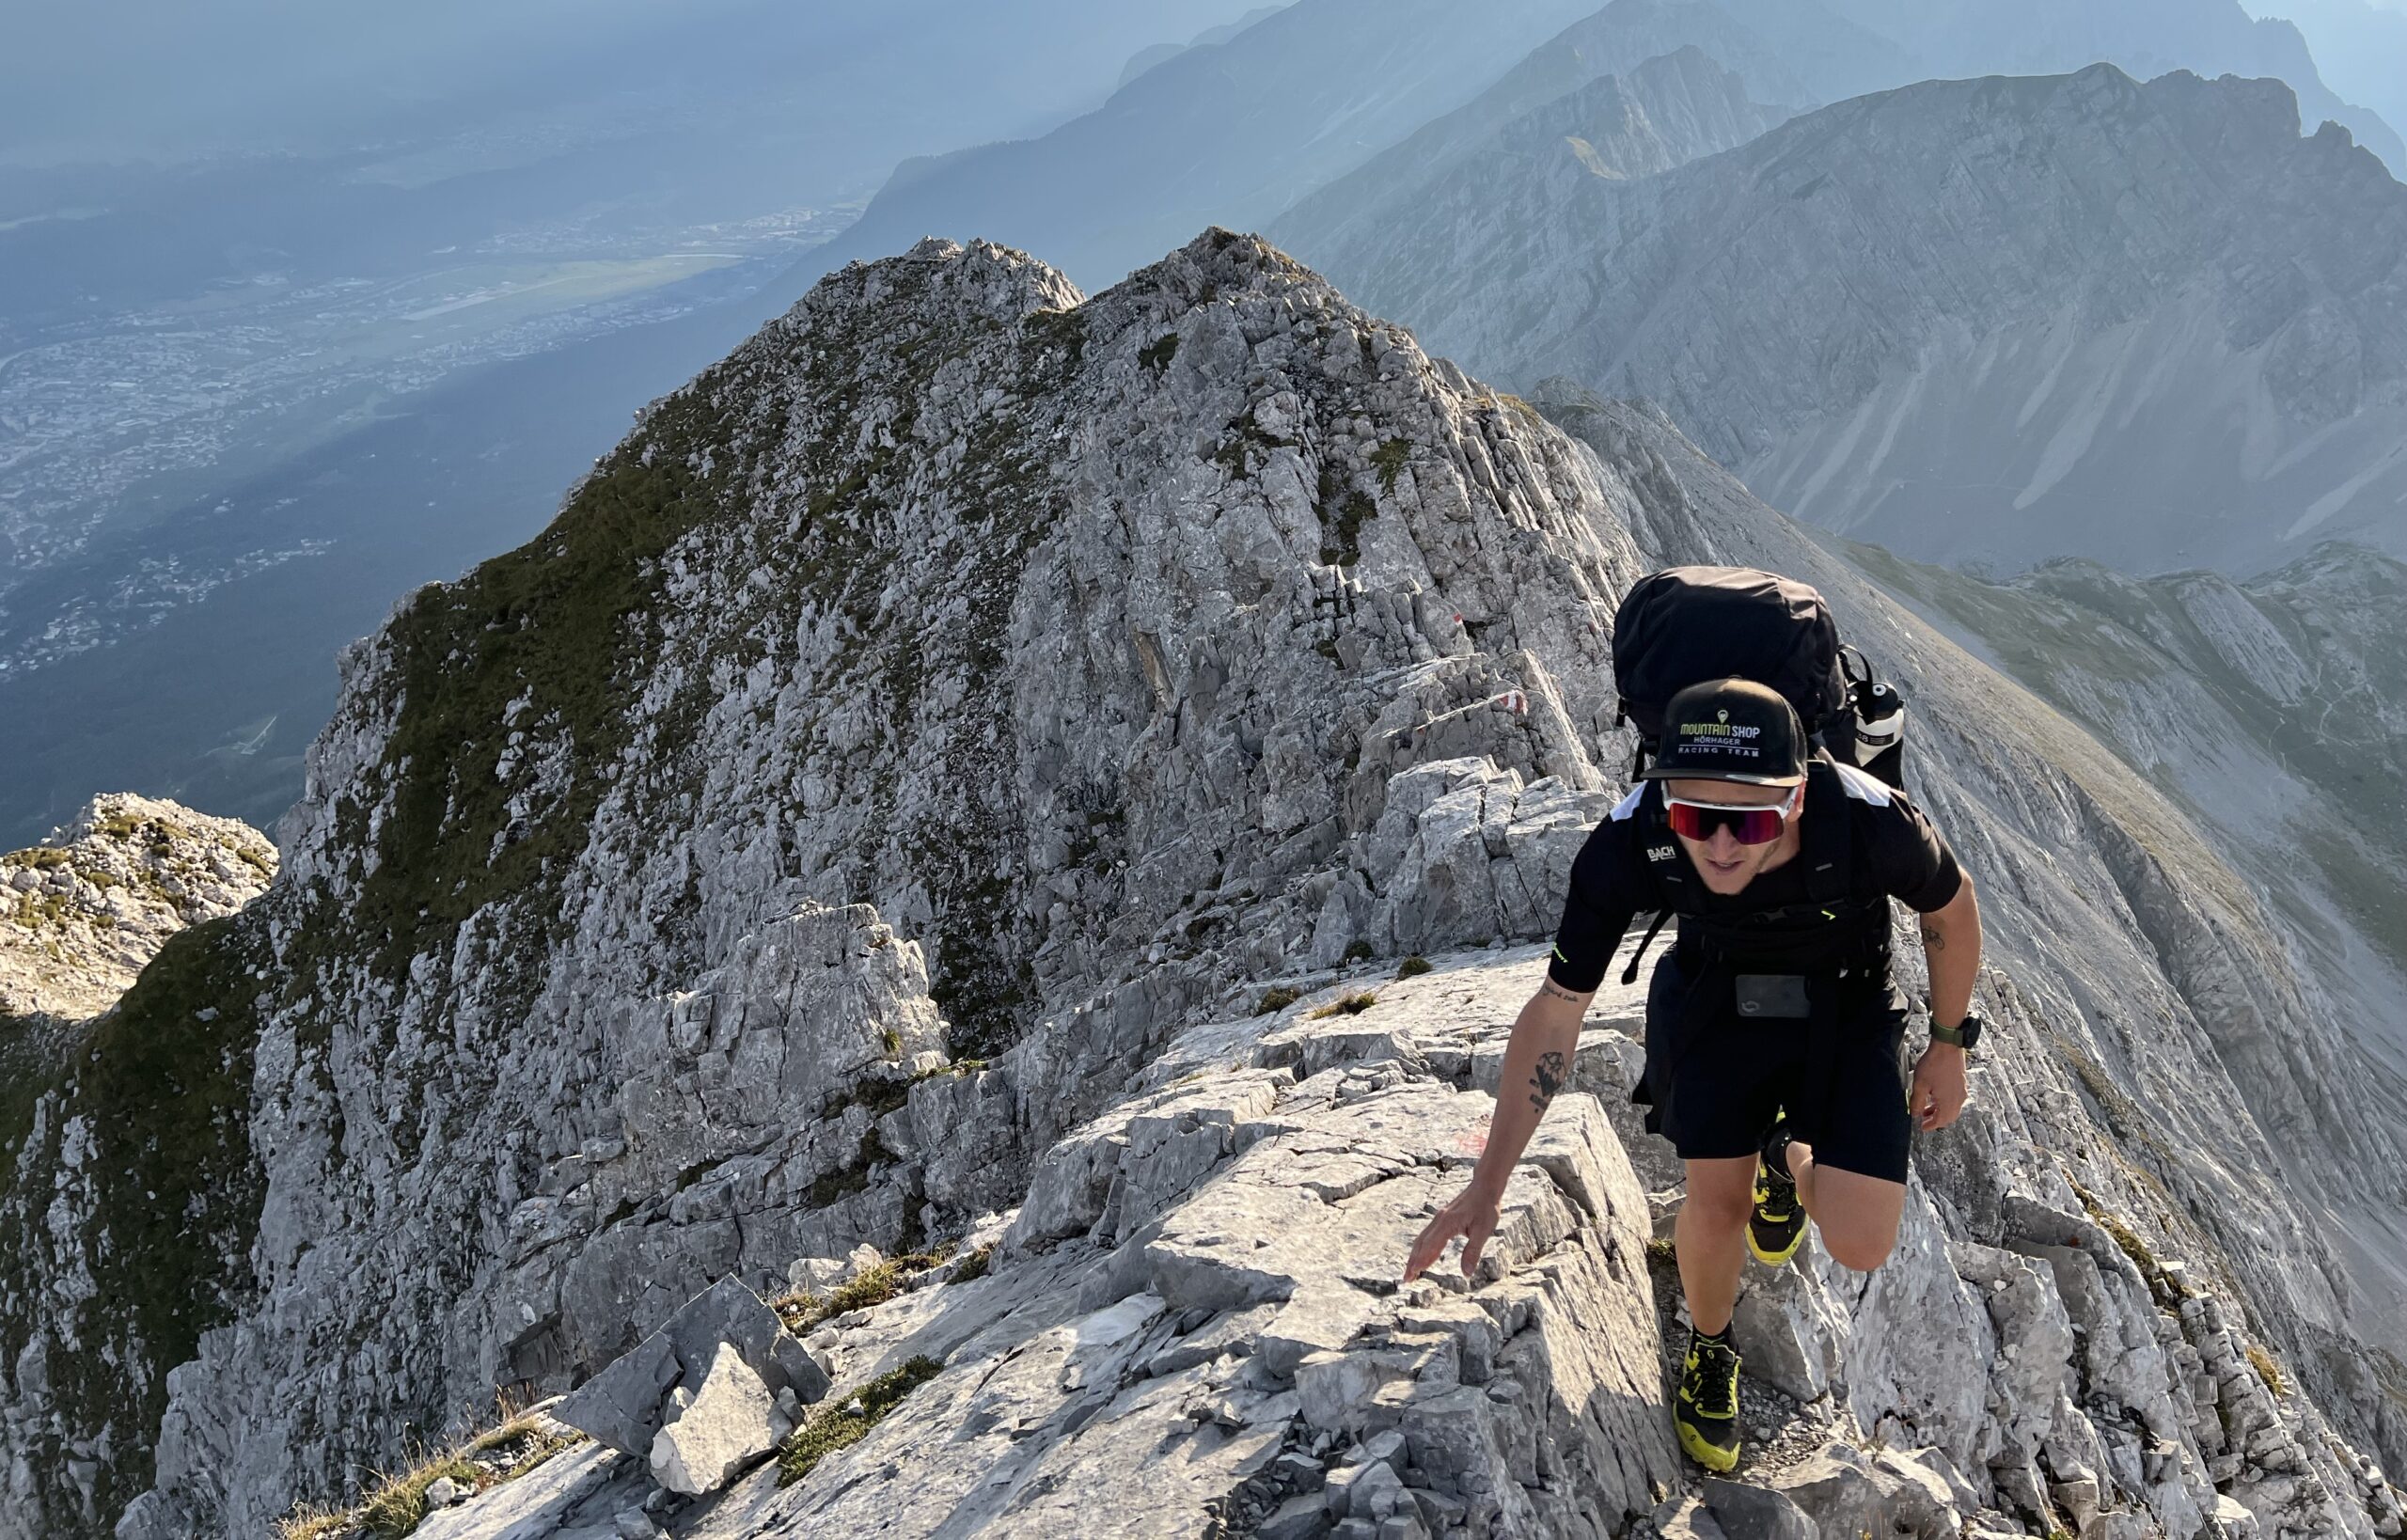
[1639,951,1913,1185]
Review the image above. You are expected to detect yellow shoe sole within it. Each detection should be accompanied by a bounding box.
[1676,1413,1741,1471]
[1747,1218,1804,1267]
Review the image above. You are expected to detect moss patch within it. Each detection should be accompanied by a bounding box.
[320,369,762,1004]
[777,1356,945,1486]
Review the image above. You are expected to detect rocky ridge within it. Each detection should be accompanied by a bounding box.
[0,793,275,1022]
[1289,64,2407,576]
[314,944,2404,1540]
[0,233,2399,1537]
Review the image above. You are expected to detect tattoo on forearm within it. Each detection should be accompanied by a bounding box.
[1528,1050,1566,1113]
[1921,923,1944,951]
[1538,980,1581,1003]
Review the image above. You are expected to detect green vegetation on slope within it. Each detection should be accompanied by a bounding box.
[0,915,269,1530]
[323,369,777,1001]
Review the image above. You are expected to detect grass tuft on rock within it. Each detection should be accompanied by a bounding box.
[1308,992,1377,1019]
[2246,1342,2289,1397]
[778,1356,945,1487]
[356,1453,481,1539]
[1139,332,1181,371]
[773,1248,957,1334]
[272,1507,353,1540]
[272,1408,574,1540]
[1395,955,1432,979]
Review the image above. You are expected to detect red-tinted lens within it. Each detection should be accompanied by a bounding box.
[1667,799,1786,845]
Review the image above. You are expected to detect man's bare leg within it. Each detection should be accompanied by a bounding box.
[1781,1138,1906,1273]
[1675,1156,1758,1331]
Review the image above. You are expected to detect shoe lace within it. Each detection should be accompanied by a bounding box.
[1687,1335,1738,1417]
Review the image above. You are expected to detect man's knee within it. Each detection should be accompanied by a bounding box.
[1686,1186,1754,1232]
[1680,1159,1757,1232]
[1812,1171,1906,1271]
[1821,1223,1899,1273]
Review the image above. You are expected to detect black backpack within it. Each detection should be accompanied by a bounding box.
[1611,565,1905,789]
[1605,565,1909,989]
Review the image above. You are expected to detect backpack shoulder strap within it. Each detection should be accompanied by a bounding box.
[1619,781,1693,983]
[1798,757,1855,907]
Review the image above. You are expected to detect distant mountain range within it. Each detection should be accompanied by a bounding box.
[2250,0,2407,162]
[1847,533,2407,1028]
[760,0,1692,298]
[1291,65,2407,576]
[1271,45,1794,262]
[1821,0,2403,169]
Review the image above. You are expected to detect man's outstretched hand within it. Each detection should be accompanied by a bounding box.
[1404,1182,1502,1282]
[1909,1044,1968,1132]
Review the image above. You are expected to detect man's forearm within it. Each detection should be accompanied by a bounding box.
[1470,982,1586,1198]
[1919,880,1981,1029]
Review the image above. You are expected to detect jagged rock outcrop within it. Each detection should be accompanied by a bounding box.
[1290,64,2407,576]
[2,232,2400,1539]
[0,793,275,1021]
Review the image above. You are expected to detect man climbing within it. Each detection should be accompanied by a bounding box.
[1403,673,1983,1472]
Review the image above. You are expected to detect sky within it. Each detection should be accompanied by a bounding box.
[0,0,1276,165]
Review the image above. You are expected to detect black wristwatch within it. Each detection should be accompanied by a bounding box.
[1929,1012,1983,1053]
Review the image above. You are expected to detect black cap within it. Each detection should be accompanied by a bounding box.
[1641,678,1807,787]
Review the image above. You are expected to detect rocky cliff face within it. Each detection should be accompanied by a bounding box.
[1291,64,2407,577]
[4,234,2402,1539]
[0,794,275,1022]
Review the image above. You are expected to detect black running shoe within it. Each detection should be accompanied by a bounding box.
[1750,1115,1805,1266]
[1675,1328,1742,1471]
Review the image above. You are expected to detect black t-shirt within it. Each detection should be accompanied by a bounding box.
[1547,762,1964,994]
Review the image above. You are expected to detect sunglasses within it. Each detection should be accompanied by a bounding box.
[1664,784,1801,846]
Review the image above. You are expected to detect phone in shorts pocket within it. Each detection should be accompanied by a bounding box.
[1733,973,1811,1018]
